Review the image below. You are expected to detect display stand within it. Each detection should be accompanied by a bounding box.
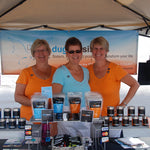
[91,119,108,150]
[26,124,41,150]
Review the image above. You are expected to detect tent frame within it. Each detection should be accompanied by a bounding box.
[0,0,150,37]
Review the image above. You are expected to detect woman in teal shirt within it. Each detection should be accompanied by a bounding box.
[52,37,90,110]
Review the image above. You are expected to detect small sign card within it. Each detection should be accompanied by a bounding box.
[41,86,52,98]
[80,110,93,122]
[42,109,54,123]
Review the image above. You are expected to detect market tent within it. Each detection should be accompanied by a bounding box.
[0,0,150,36]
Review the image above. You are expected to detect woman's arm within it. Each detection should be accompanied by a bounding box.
[14,83,31,106]
[52,83,63,94]
[119,74,140,107]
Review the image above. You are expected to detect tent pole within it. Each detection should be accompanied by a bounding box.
[80,25,121,31]
[0,0,27,18]
[114,0,150,22]
[23,25,64,31]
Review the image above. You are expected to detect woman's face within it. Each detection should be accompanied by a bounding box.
[33,45,50,63]
[92,44,107,61]
[66,45,82,65]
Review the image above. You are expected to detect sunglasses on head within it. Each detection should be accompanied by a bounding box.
[67,50,82,54]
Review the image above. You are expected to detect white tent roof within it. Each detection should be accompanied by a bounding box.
[0,0,150,35]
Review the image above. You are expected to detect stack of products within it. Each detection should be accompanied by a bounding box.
[103,106,148,127]
[0,107,26,129]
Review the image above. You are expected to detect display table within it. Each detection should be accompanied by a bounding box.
[57,121,92,137]
[91,122,150,138]
[0,124,41,139]
[0,138,150,150]
[0,122,150,150]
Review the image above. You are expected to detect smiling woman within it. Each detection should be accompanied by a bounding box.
[87,36,139,116]
[52,37,90,110]
[14,39,57,121]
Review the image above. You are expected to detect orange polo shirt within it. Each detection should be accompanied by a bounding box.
[87,62,128,116]
[16,66,56,121]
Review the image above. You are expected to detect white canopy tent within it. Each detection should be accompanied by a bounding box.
[0,0,150,36]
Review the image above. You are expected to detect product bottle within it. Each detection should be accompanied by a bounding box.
[41,120,51,146]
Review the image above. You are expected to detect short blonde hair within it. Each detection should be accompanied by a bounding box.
[90,36,109,52]
[31,39,51,57]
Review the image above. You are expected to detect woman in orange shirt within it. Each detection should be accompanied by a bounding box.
[87,36,140,116]
[15,39,56,121]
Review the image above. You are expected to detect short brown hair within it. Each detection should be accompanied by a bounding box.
[90,36,109,52]
[65,37,82,51]
[31,39,51,57]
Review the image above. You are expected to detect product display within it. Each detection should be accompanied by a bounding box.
[103,116,109,126]
[100,106,148,127]
[53,134,82,148]
[42,109,54,122]
[138,106,145,116]
[31,93,49,120]
[85,91,103,118]
[67,92,82,121]
[80,110,93,122]
[69,97,81,114]
[116,106,124,117]
[0,118,6,129]
[0,93,148,150]
[18,118,26,129]
[9,118,16,129]
[4,108,11,119]
[13,108,20,119]
[128,106,135,117]
[142,116,148,126]
[41,122,51,146]
[107,106,114,117]
[122,116,129,127]
[132,116,139,126]
[112,116,120,127]
[53,95,64,121]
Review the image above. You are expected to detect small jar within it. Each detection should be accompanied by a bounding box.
[117,106,124,117]
[0,118,6,129]
[128,106,135,117]
[112,116,119,127]
[13,108,20,119]
[4,108,11,119]
[122,116,129,126]
[138,106,145,116]
[107,106,114,117]
[142,116,148,126]
[18,118,26,129]
[103,116,109,126]
[132,116,139,126]
[9,118,16,129]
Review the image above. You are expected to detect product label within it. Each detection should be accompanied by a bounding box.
[33,101,46,119]
[53,97,64,114]
[81,110,93,122]
[89,101,101,108]
[34,108,46,119]
[53,104,63,113]
[42,109,53,122]
[89,101,101,118]
[69,97,81,113]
